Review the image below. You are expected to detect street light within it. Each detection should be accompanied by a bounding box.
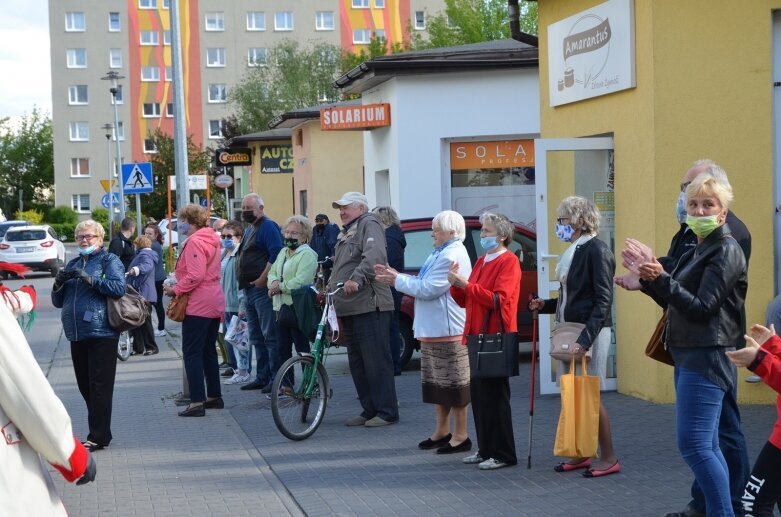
[100,123,114,241]
[101,71,125,221]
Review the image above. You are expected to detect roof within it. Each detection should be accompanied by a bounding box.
[228,128,291,146]
[334,38,539,94]
[268,99,362,129]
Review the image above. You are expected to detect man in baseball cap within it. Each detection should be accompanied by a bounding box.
[332,192,369,209]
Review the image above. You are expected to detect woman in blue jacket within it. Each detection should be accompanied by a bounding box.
[52,220,125,452]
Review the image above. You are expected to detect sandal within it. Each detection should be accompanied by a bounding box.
[553,458,592,472]
[583,461,621,478]
[82,440,105,452]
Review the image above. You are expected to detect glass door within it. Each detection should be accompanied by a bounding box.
[534,137,615,395]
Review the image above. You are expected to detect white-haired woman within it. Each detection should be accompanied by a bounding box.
[529,196,618,477]
[624,175,746,514]
[375,210,473,455]
[52,220,126,452]
[268,215,318,390]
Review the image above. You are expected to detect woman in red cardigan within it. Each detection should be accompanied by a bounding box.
[448,212,520,470]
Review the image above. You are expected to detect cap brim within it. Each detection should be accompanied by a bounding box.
[332,201,346,209]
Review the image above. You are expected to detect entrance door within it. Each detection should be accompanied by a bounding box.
[534,137,616,395]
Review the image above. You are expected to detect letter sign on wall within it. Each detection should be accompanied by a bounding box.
[320,103,391,131]
[260,145,294,174]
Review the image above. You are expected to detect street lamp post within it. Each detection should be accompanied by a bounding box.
[101,123,114,241]
[101,71,125,221]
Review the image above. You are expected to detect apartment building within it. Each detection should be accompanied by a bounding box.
[49,0,444,218]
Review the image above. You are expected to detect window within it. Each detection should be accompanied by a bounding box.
[353,29,371,44]
[139,0,157,8]
[248,47,267,66]
[108,12,120,32]
[140,30,159,45]
[352,0,369,8]
[142,103,161,117]
[109,48,122,68]
[111,86,123,105]
[162,0,169,8]
[68,85,88,105]
[375,29,386,40]
[144,139,158,153]
[247,12,265,31]
[205,12,224,31]
[208,84,227,103]
[163,30,171,45]
[274,12,293,31]
[165,67,172,81]
[206,48,226,67]
[375,0,385,7]
[70,158,90,177]
[66,49,87,68]
[141,66,160,81]
[414,11,425,30]
[208,120,223,139]
[315,11,334,31]
[71,194,90,214]
[69,122,89,141]
[65,12,85,31]
[113,122,125,141]
[166,103,174,117]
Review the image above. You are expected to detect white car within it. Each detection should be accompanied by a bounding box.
[158,216,220,248]
[0,225,67,277]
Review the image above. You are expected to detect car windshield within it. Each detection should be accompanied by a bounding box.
[6,230,46,242]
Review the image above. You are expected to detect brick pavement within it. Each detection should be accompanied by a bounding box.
[45,322,777,517]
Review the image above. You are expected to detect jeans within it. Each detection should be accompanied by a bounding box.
[71,337,119,445]
[675,367,734,517]
[690,381,750,516]
[389,288,403,375]
[342,310,399,422]
[244,286,278,386]
[274,310,311,387]
[182,316,221,403]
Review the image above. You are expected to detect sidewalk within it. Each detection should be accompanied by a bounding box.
[49,323,777,516]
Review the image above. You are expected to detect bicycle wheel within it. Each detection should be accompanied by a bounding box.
[271,355,329,441]
[117,331,132,361]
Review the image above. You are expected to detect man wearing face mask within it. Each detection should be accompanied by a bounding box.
[616,159,751,517]
[235,194,283,393]
[310,214,339,285]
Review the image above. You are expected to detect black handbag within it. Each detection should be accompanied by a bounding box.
[466,293,520,379]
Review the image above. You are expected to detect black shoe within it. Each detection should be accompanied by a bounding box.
[260,384,272,394]
[436,437,472,454]
[178,404,205,417]
[221,368,235,377]
[204,397,224,409]
[143,349,159,356]
[241,380,266,391]
[418,433,452,450]
[82,440,105,452]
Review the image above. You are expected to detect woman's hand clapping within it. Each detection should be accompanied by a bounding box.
[726,324,775,368]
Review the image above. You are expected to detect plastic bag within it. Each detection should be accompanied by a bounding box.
[224,315,249,352]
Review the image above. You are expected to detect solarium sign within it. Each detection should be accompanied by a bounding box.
[548,0,635,107]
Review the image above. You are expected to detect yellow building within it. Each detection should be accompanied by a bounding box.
[537,0,780,403]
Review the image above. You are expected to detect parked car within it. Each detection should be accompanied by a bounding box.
[0,220,31,240]
[397,217,537,367]
[158,216,220,248]
[0,225,67,278]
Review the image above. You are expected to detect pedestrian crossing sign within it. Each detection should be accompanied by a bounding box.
[121,162,154,194]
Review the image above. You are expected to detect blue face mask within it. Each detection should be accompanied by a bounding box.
[480,236,498,252]
[78,245,97,255]
[675,191,687,224]
[221,238,234,249]
[178,222,191,235]
[555,223,575,242]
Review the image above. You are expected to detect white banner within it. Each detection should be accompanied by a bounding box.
[168,174,208,191]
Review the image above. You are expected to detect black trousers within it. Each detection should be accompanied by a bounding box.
[181,315,221,403]
[153,280,165,331]
[71,337,119,446]
[131,303,158,353]
[742,441,781,516]
[471,376,517,464]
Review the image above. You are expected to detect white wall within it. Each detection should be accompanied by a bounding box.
[361,68,540,219]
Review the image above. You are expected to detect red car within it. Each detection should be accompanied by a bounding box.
[397,217,538,367]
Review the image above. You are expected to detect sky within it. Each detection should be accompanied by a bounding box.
[0,0,52,124]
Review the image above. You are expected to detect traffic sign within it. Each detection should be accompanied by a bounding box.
[122,162,154,194]
[101,192,121,209]
[168,174,208,191]
[100,179,116,193]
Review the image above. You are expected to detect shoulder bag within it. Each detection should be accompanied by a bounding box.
[550,294,593,362]
[466,293,520,379]
[166,243,217,323]
[645,311,674,366]
[102,254,148,332]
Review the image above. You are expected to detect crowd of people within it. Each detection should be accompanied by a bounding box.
[37,159,781,515]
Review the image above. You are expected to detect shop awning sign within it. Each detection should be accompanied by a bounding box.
[450,140,535,169]
[547,0,636,107]
[260,145,293,174]
[215,147,252,167]
[320,103,391,131]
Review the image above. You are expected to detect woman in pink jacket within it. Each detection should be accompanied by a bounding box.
[163,205,225,417]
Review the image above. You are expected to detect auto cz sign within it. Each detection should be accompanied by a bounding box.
[260,145,293,174]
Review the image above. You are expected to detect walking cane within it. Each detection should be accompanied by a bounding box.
[527,302,539,469]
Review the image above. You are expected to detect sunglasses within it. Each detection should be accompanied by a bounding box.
[221,234,236,239]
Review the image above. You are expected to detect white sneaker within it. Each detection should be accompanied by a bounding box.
[154,329,167,337]
[478,458,509,470]
[224,373,251,385]
[462,452,484,464]
[745,375,762,383]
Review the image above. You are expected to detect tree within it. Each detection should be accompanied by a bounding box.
[145,128,214,219]
[0,108,54,216]
[229,40,344,134]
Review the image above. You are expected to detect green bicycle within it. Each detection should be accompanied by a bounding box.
[271,283,343,440]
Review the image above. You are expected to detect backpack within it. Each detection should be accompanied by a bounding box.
[102,254,148,332]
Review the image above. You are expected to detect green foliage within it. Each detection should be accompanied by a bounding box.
[91,207,109,228]
[15,209,44,224]
[341,37,406,73]
[48,205,79,224]
[50,223,76,239]
[162,245,175,273]
[0,108,54,215]
[145,128,213,220]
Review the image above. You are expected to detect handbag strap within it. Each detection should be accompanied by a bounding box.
[480,293,506,334]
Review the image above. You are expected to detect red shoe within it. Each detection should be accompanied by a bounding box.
[553,458,592,472]
[583,461,621,478]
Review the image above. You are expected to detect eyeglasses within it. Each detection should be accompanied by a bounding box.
[556,218,570,225]
[221,234,235,239]
[75,234,98,241]
[284,231,301,236]
[680,181,692,192]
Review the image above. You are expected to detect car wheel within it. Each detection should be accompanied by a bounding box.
[399,317,416,369]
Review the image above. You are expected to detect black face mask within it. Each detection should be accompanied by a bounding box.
[284,238,300,249]
[242,210,257,223]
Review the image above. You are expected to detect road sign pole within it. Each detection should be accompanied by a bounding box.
[135,194,142,236]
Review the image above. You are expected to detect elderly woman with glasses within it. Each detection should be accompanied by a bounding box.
[52,220,126,452]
